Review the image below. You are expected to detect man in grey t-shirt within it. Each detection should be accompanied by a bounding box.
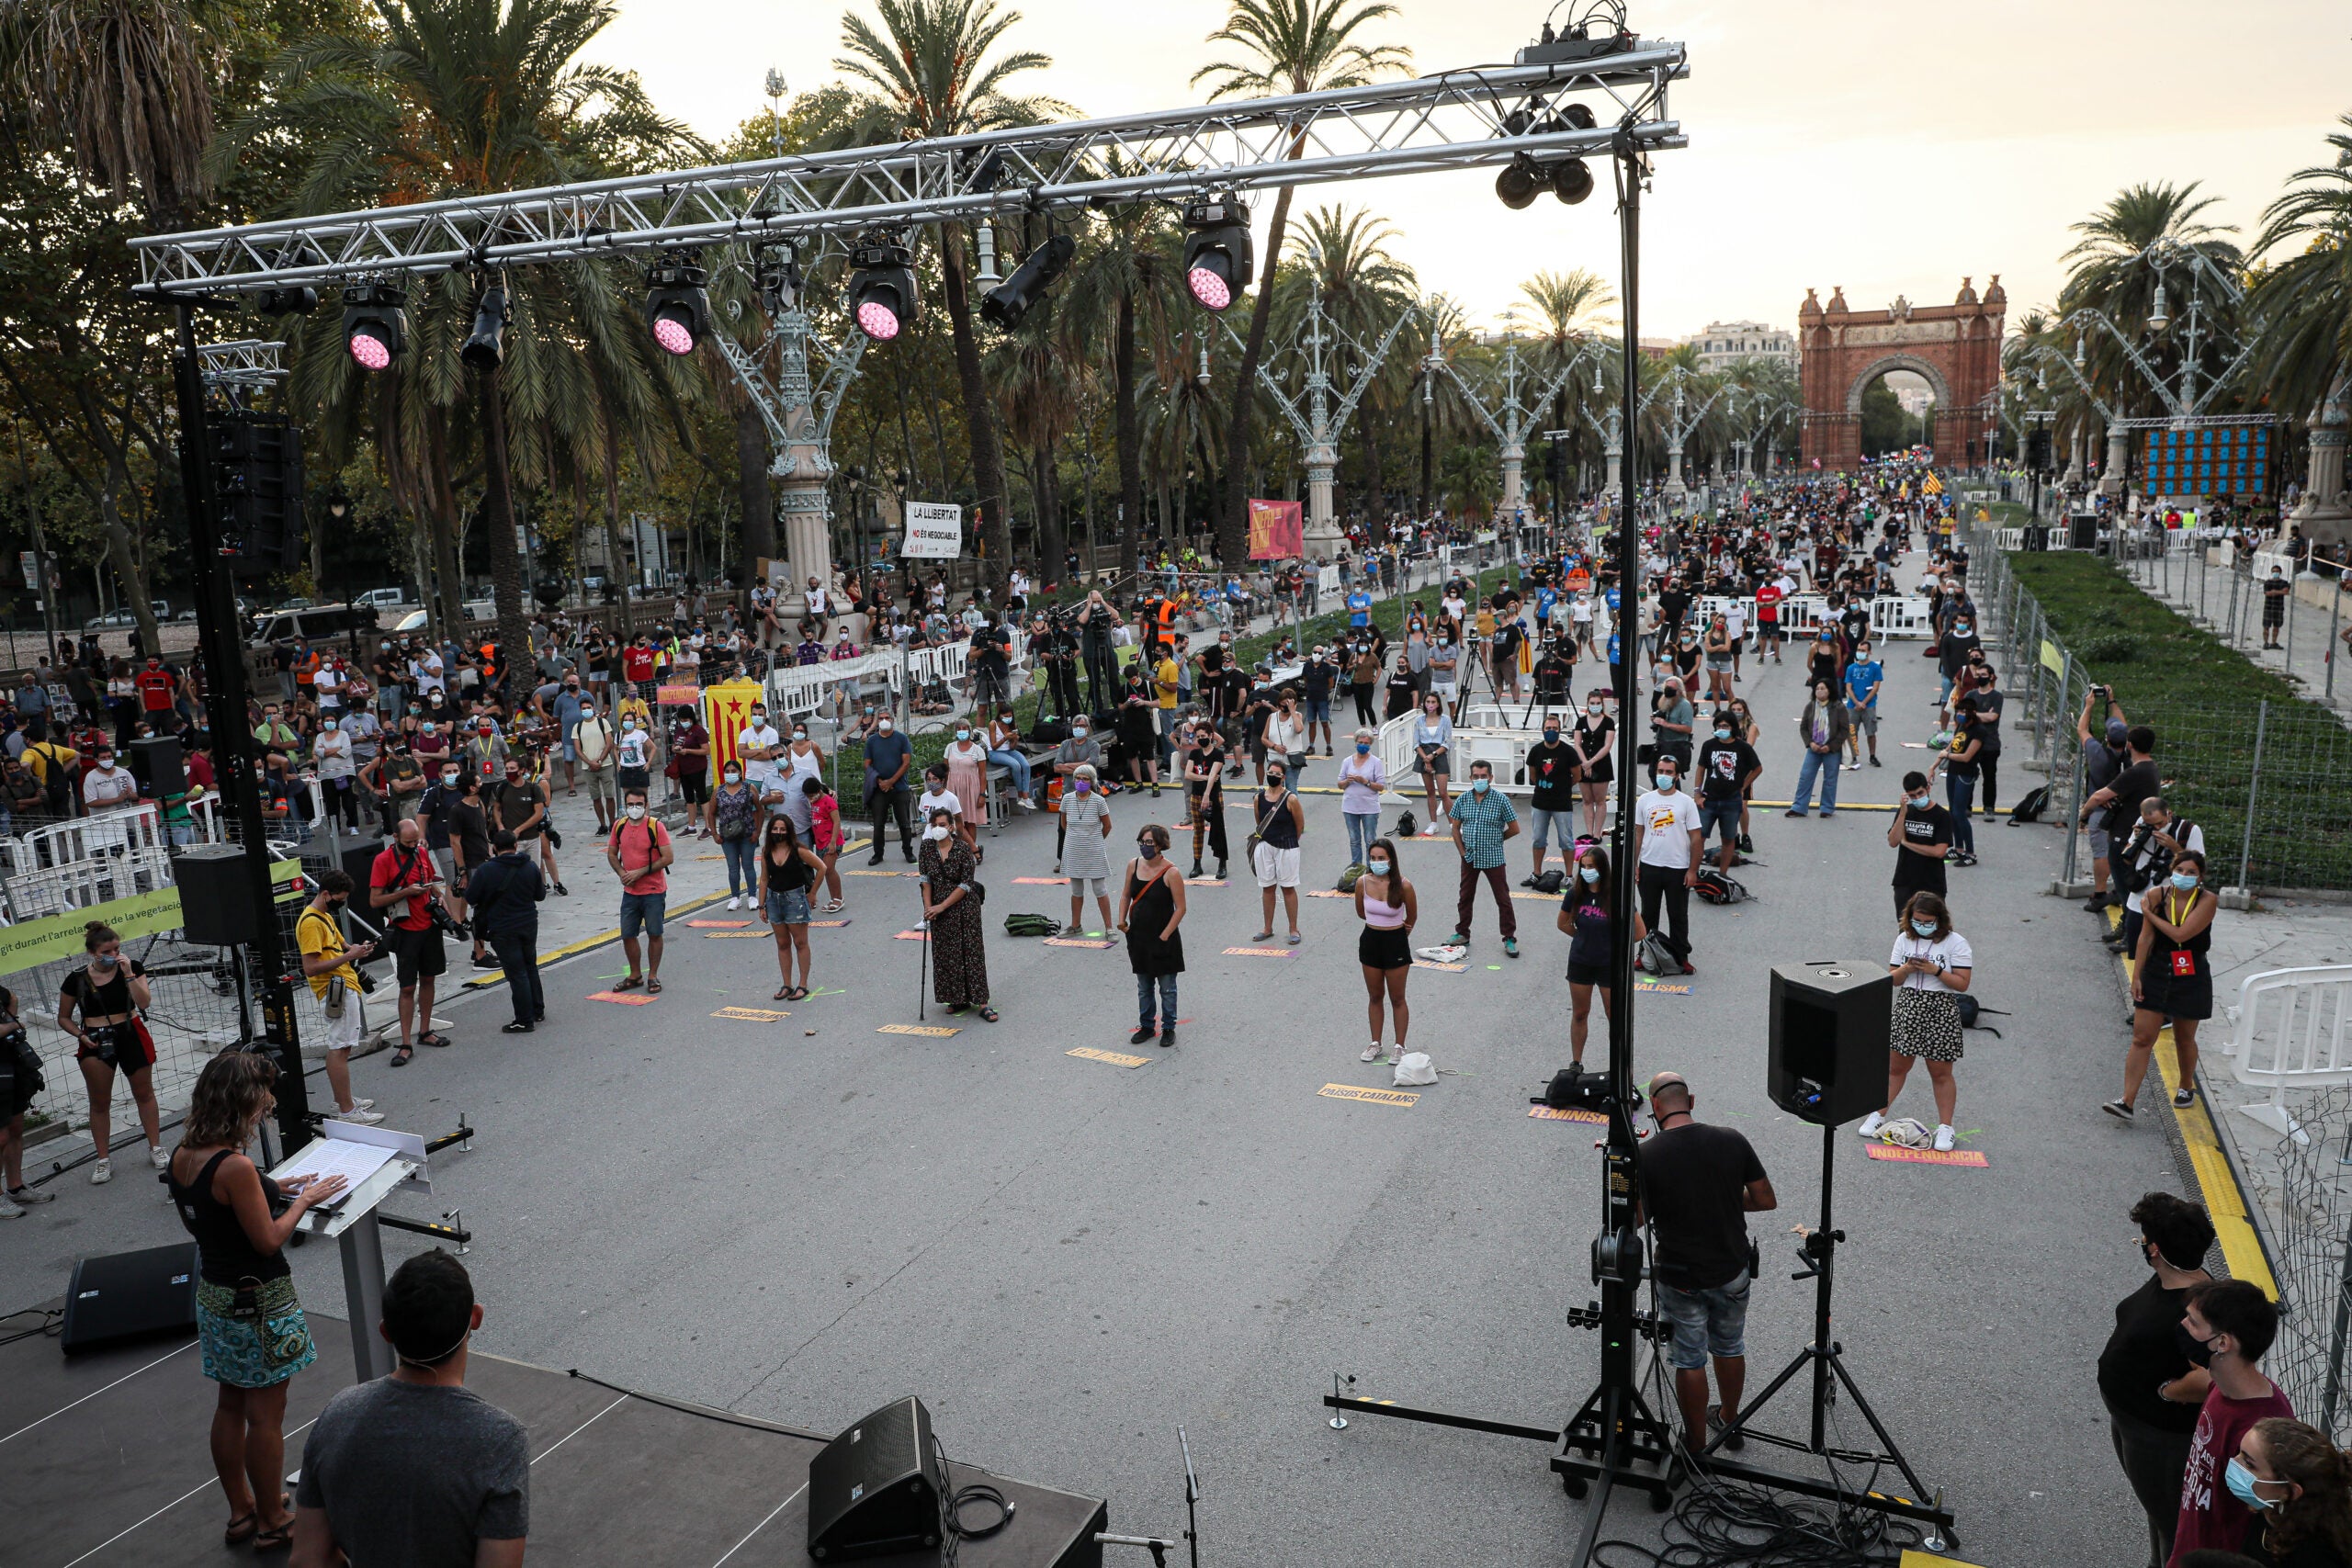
[292,1250,527,1568]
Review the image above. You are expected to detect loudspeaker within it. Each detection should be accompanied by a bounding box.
[61,1242,199,1354]
[129,734,186,799]
[170,844,260,947]
[807,1396,946,1562]
[303,836,384,894]
[1767,960,1891,1127]
[2071,514,2098,550]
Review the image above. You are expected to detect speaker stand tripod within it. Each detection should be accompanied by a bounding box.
[1697,1121,1956,1552]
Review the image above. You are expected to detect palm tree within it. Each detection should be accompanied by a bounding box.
[985,309,1080,575]
[6,0,225,652]
[226,0,702,660]
[1193,0,1409,568]
[834,0,1069,591]
[2247,116,2352,429]
[1064,194,1178,575]
[2060,182,2244,426]
[1519,267,1612,502]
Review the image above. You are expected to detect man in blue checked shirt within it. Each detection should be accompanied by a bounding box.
[1446,759,1523,956]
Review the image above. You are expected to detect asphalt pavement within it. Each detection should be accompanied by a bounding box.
[0,553,2194,1567]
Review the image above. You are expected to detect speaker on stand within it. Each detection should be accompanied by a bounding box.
[1766,959,1891,1127]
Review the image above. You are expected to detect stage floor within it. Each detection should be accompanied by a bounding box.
[3,1314,1105,1568]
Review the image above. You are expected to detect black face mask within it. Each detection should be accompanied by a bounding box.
[2176,1321,2218,1368]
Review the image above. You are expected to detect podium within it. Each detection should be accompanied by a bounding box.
[268,1120,433,1382]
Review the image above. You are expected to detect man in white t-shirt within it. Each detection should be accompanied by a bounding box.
[737,705,783,813]
[412,649,446,696]
[1634,753,1702,971]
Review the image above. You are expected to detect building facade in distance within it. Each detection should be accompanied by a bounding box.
[1688,321,1798,371]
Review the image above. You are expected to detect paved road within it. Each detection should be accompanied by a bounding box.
[1,550,2191,1566]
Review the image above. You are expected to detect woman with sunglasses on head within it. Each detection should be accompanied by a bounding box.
[167,1051,346,1551]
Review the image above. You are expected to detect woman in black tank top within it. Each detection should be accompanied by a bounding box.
[60,920,161,1182]
[165,1053,346,1549]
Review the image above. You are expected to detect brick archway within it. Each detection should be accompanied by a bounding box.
[1798,277,2006,471]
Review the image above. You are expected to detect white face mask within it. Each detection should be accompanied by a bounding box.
[625,804,646,820]
[876,717,893,732]
[923,825,950,842]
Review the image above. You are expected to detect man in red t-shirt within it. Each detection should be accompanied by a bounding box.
[369,818,449,1064]
[605,785,673,992]
[2169,1279,2293,1566]
[622,637,657,705]
[135,657,175,717]
[1752,580,1784,663]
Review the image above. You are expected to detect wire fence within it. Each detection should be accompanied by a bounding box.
[2112,527,2352,717]
[1964,524,2352,895]
[2264,1086,2352,1441]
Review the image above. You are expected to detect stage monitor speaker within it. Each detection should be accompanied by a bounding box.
[304,836,385,893]
[2071,514,2098,550]
[61,1241,198,1354]
[129,734,185,799]
[807,1395,946,1562]
[1767,960,1891,1127]
[169,844,259,947]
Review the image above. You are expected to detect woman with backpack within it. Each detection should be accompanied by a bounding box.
[709,761,762,911]
[1557,842,1644,1068]
[1353,836,1417,1065]
[1858,891,1973,1154]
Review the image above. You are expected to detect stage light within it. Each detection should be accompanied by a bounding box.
[1550,157,1594,205]
[1181,194,1253,312]
[846,238,920,342]
[755,243,801,314]
[1495,156,1542,210]
[340,282,407,372]
[980,232,1075,330]
[256,285,317,318]
[644,253,710,355]
[460,283,507,372]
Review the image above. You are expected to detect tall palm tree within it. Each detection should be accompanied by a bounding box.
[226,0,701,659]
[6,0,226,652]
[1519,267,1612,501]
[2060,182,2244,424]
[985,310,1079,575]
[2247,115,2352,427]
[1064,194,1178,575]
[1193,0,1409,568]
[834,0,1069,590]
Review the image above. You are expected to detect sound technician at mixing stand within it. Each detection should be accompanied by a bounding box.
[1634,1071,1777,1458]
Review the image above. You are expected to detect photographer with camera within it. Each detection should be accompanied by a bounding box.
[1635,1071,1776,1457]
[298,872,383,1124]
[2077,688,2130,913]
[370,819,454,1066]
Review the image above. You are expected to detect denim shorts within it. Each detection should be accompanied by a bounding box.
[1529,808,1577,851]
[1657,1269,1751,1370]
[1697,798,1742,843]
[1304,698,1331,723]
[766,886,812,925]
[619,890,666,941]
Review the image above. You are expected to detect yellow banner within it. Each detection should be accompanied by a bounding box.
[0,857,303,976]
[698,678,767,789]
[2040,639,2066,676]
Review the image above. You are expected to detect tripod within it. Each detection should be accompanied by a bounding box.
[1697,1121,1955,1551]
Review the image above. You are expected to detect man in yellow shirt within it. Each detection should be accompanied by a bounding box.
[298,870,384,1124]
[1152,641,1182,776]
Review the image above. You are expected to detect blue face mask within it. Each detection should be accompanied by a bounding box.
[1910,919,1937,938]
[1367,859,1391,876]
[1355,741,1371,755]
[1579,865,1600,885]
[2170,871,2199,892]
[1470,778,1490,795]
[1909,793,1931,808]
[2225,1458,2278,1513]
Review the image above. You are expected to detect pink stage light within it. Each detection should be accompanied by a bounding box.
[348,331,391,371]
[1187,266,1231,312]
[651,317,695,355]
[855,300,901,341]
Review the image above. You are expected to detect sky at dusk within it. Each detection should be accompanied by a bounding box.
[585,0,2350,342]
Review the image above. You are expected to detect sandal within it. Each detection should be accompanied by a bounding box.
[418,1031,452,1049]
[390,1047,413,1067]
[253,1516,295,1552]
[228,1495,288,1547]
[786,987,808,1001]
[612,975,642,991]
[978,1007,1000,1023]
[646,978,662,994]
[774,985,792,1001]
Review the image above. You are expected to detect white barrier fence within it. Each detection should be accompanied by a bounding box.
[2227,964,2352,1137]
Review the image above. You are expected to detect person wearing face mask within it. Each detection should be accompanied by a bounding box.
[1856,892,1973,1151]
[1935,609,1980,709]
[2171,1280,2293,1565]
[493,758,561,897]
[1351,836,1416,1064]
[1695,711,1760,871]
[1841,638,1884,771]
[1574,690,1616,841]
[1633,756,1702,973]
[1182,718,1230,880]
[465,829,548,1032]
[613,707,656,807]
[1057,763,1117,937]
[446,771,493,967]
[1557,843,1642,1067]
[1347,637,1382,728]
[1522,714,1581,886]
[2109,849,2220,1122]
[62,919,163,1179]
[1442,760,1521,956]
[1119,823,1188,1046]
[1249,761,1307,945]
[1332,728,1387,872]
[861,710,917,865]
[2099,1192,2220,1568]
[571,695,616,835]
[919,807,997,1022]
[1886,769,1953,917]
[1787,679,1849,819]
[1929,704,1983,864]
[937,722,987,852]
[2232,1417,2352,1568]
[710,761,762,908]
[606,788,672,993]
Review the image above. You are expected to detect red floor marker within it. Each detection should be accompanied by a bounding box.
[1864,1144,1988,1168]
[588,990,655,1006]
[685,919,752,929]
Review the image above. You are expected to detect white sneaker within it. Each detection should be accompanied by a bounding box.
[1932,1124,1956,1153]
[1016,797,1037,812]
[149,1145,169,1171]
[1361,1044,1381,1062]
[1855,1111,1885,1140]
[89,1158,113,1185]
[727,896,742,911]
[7,1184,52,1205]
[345,1098,375,1113]
[0,1195,19,1219]
[337,1107,387,1126]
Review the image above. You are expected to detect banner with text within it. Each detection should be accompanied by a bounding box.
[902,502,964,559]
[1248,499,1303,560]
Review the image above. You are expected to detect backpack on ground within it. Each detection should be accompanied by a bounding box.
[1002,912,1060,937]
[1956,995,2007,1036]
[1530,869,1566,895]
[1030,718,1069,746]
[1337,863,1366,893]
[1394,809,1417,839]
[1692,867,1749,905]
[1637,932,1689,976]
[2006,785,2049,825]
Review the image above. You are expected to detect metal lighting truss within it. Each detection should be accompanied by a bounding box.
[128,46,1688,293]
[1637,364,1722,499]
[196,338,288,391]
[1225,288,1417,542]
[1431,332,1608,514]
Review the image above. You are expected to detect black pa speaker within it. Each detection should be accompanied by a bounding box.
[1767,960,1892,1127]
[2070,514,2098,550]
[807,1396,947,1562]
[129,734,186,799]
[170,843,260,947]
[61,1242,199,1354]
